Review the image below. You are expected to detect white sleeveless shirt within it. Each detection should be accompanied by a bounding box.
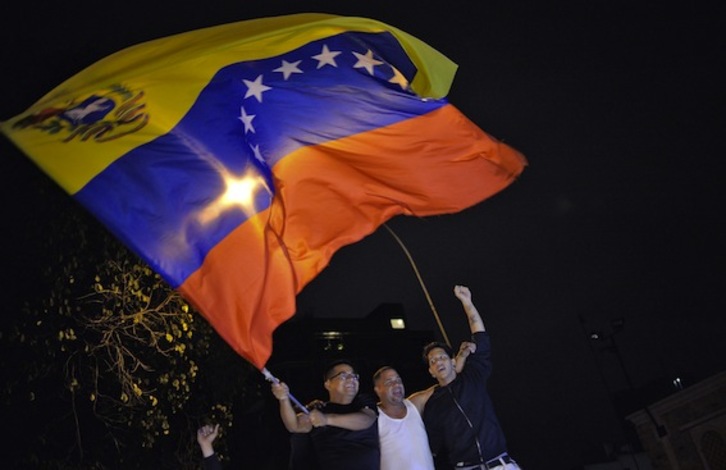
[378,398,435,470]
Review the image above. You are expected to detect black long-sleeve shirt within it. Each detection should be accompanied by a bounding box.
[422,331,509,467]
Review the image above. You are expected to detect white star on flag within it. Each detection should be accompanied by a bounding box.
[312,44,341,69]
[352,49,383,75]
[250,143,265,164]
[238,106,256,133]
[273,60,303,80]
[242,75,272,103]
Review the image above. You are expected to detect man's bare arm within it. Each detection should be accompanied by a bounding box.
[454,285,485,333]
[272,382,313,433]
[408,385,436,415]
[454,341,477,373]
[311,407,376,430]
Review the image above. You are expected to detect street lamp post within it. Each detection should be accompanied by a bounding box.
[589,319,634,392]
[588,318,668,439]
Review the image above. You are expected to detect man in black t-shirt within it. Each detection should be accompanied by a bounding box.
[272,359,380,470]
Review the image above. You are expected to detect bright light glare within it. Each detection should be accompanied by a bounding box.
[222,176,257,207]
[390,318,406,330]
[197,170,269,225]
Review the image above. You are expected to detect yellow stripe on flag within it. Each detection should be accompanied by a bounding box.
[0,13,456,195]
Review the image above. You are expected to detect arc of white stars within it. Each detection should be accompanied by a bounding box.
[273,59,303,80]
[352,49,384,75]
[242,75,271,103]
[238,106,256,134]
[312,44,341,69]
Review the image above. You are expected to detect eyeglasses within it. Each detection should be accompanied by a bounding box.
[328,371,360,382]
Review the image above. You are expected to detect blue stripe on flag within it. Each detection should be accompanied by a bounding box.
[75,31,448,287]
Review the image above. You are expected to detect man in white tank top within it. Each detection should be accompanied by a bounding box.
[373,366,435,470]
[373,342,475,469]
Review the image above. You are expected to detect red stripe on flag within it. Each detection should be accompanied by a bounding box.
[179,104,526,369]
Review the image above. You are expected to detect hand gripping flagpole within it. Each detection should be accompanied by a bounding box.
[262,368,310,414]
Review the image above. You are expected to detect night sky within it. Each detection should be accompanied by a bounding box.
[2,1,724,468]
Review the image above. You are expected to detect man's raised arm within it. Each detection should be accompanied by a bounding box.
[453,285,485,334]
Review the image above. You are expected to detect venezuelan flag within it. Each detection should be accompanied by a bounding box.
[0,13,526,369]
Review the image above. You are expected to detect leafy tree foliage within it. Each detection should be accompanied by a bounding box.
[0,187,261,469]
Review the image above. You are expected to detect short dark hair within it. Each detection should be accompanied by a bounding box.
[422,341,453,365]
[323,359,356,381]
[372,365,395,384]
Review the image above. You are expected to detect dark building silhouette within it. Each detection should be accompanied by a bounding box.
[627,371,726,470]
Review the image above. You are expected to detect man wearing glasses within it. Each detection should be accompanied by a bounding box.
[271,359,380,469]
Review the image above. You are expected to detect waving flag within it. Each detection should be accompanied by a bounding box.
[1,13,526,369]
